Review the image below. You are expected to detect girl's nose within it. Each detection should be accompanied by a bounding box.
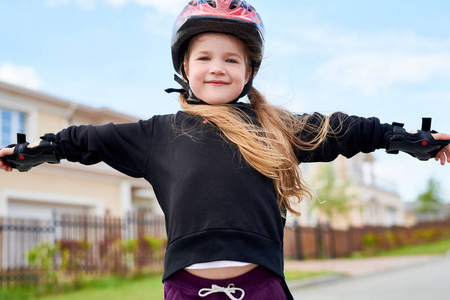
[209,61,226,75]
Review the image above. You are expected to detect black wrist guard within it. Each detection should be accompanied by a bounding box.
[1,133,60,172]
[386,117,449,161]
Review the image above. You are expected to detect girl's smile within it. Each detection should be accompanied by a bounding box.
[184,33,251,105]
[205,80,228,86]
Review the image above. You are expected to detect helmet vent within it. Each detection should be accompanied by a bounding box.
[229,0,242,10]
[206,0,216,8]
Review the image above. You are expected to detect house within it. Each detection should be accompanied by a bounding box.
[404,201,450,224]
[0,80,160,219]
[290,153,405,229]
[0,79,406,228]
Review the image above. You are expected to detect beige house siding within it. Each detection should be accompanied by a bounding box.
[355,184,404,227]
[0,80,158,219]
[291,153,405,229]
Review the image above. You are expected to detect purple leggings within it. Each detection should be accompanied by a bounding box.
[164,267,287,300]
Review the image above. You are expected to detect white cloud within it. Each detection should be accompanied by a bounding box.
[46,0,185,13]
[103,0,186,14]
[316,52,450,96]
[45,0,96,9]
[142,10,172,37]
[132,0,186,14]
[274,26,450,95]
[102,0,127,7]
[45,0,70,7]
[281,26,450,56]
[0,62,42,90]
[76,0,96,10]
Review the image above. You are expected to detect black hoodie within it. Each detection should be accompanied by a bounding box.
[55,104,392,299]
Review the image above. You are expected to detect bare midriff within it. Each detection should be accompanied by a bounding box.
[184,263,258,280]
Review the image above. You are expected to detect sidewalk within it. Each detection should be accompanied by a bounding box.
[285,254,439,289]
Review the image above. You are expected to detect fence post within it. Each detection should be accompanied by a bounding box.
[347,226,353,255]
[328,222,336,258]
[52,211,58,244]
[316,223,323,258]
[293,220,303,260]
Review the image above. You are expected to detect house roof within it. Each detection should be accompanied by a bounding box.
[0,80,139,123]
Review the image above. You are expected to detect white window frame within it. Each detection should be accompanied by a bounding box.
[1,109,25,146]
[1,189,105,217]
[0,98,38,145]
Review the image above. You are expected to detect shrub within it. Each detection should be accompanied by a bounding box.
[27,242,60,294]
[144,235,167,260]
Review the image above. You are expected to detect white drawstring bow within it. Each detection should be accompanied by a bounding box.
[198,283,245,300]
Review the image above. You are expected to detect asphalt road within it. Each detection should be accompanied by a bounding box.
[291,254,450,300]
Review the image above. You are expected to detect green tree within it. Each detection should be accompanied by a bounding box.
[311,163,353,221]
[416,178,443,214]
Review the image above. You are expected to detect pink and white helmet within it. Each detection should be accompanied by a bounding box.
[171,0,265,74]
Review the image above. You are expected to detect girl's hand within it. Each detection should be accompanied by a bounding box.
[0,141,40,172]
[431,133,450,165]
[0,147,14,172]
[28,141,40,148]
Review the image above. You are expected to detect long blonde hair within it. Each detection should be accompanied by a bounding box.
[179,35,336,216]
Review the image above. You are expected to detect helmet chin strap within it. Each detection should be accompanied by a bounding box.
[238,67,255,99]
[165,74,204,104]
[165,66,255,105]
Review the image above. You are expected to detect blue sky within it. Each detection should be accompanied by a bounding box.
[1,0,449,202]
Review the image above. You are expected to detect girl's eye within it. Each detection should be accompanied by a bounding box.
[226,59,238,63]
[198,57,210,61]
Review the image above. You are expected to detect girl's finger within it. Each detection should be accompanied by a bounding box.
[0,147,14,157]
[445,146,450,163]
[432,132,450,141]
[437,146,449,165]
[0,160,12,172]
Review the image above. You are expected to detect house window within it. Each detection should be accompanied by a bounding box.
[0,108,26,147]
[385,207,397,227]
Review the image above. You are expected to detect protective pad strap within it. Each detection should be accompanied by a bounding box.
[386,118,449,161]
[1,133,60,172]
[422,117,431,132]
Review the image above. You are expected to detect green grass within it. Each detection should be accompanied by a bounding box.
[375,238,450,256]
[350,237,450,259]
[35,271,318,300]
[0,288,35,300]
[0,270,320,300]
[0,273,165,300]
[284,270,329,281]
[37,275,165,300]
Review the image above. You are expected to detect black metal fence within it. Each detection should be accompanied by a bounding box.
[2,212,450,288]
[0,213,166,288]
[284,218,450,259]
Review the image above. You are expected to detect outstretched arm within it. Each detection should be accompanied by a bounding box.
[296,113,449,164]
[295,112,392,163]
[1,118,155,176]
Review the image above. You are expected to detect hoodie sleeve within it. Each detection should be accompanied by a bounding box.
[54,118,156,178]
[295,112,393,163]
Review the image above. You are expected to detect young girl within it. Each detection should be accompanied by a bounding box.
[1,1,449,299]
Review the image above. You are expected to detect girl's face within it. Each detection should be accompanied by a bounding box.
[184,33,251,105]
